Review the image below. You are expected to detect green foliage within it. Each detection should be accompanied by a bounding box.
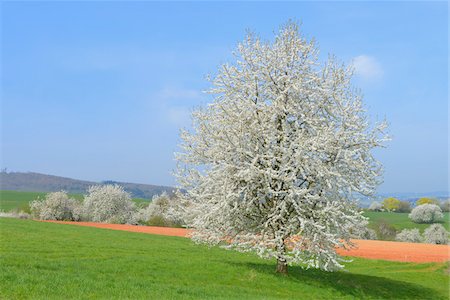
[382,197,401,212]
[1,218,448,299]
[397,201,412,213]
[416,198,439,206]
[372,219,397,240]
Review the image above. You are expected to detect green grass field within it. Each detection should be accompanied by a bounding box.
[0,190,149,212]
[0,218,448,299]
[364,211,450,232]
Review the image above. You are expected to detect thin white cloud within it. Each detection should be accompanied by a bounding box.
[167,107,191,126]
[152,87,204,127]
[352,55,383,81]
[157,87,202,101]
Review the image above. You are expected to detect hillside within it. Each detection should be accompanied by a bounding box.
[0,171,174,199]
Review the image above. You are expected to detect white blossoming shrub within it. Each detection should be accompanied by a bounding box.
[395,229,423,243]
[135,192,184,227]
[423,224,449,245]
[83,185,136,224]
[408,204,444,224]
[348,219,377,240]
[30,191,81,221]
[354,227,377,240]
[440,199,450,212]
[0,210,31,219]
[368,201,383,211]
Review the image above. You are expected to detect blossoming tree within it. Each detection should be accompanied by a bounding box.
[176,22,388,273]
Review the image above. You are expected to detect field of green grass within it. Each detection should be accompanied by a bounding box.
[0,218,448,299]
[364,211,450,232]
[0,190,149,212]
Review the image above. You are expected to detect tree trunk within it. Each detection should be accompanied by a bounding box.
[276,258,288,274]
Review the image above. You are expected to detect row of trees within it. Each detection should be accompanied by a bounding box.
[30,185,183,226]
[369,197,449,213]
[396,225,448,244]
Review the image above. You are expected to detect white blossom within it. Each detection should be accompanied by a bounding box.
[395,229,423,243]
[83,185,136,224]
[409,204,443,224]
[368,201,383,211]
[30,191,81,221]
[423,224,449,245]
[348,219,377,240]
[135,192,184,226]
[176,22,388,273]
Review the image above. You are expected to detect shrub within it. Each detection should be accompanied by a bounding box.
[83,185,136,224]
[0,210,31,219]
[395,229,422,243]
[397,201,411,213]
[135,192,183,227]
[374,219,397,240]
[30,191,81,221]
[416,197,439,206]
[382,197,401,212]
[368,201,383,211]
[348,218,377,240]
[353,227,377,240]
[409,204,443,224]
[439,199,450,212]
[423,224,449,245]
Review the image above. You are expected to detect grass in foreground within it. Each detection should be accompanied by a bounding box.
[364,211,450,232]
[0,218,448,299]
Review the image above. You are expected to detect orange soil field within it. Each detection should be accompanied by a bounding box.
[43,220,450,263]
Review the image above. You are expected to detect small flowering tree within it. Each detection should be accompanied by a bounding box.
[395,229,422,243]
[368,201,383,211]
[349,220,377,240]
[439,199,450,212]
[135,192,183,227]
[409,204,443,224]
[424,224,449,245]
[83,185,136,224]
[30,191,81,221]
[176,22,388,273]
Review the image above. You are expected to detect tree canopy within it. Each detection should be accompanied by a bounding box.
[176,22,388,273]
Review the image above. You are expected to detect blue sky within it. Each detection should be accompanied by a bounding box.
[1,1,448,194]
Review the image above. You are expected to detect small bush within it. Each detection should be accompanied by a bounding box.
[395,229,422,243]
[439,199,450,212]
[83,185,136,224]
[135,192,183,227]
[355,227,377,240]
[368,201,383,211]
[30,191,81,221]
[374,219,397,240]
[409,204,443,224]
[0,210,31,219]
[397,201,411,213]
[423,224,449,245]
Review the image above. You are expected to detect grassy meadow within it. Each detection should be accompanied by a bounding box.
[0,190,149,212]
[1,217,449,299]
[364,211,450,232]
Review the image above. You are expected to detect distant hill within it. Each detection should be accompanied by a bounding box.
[0,171,175,199]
